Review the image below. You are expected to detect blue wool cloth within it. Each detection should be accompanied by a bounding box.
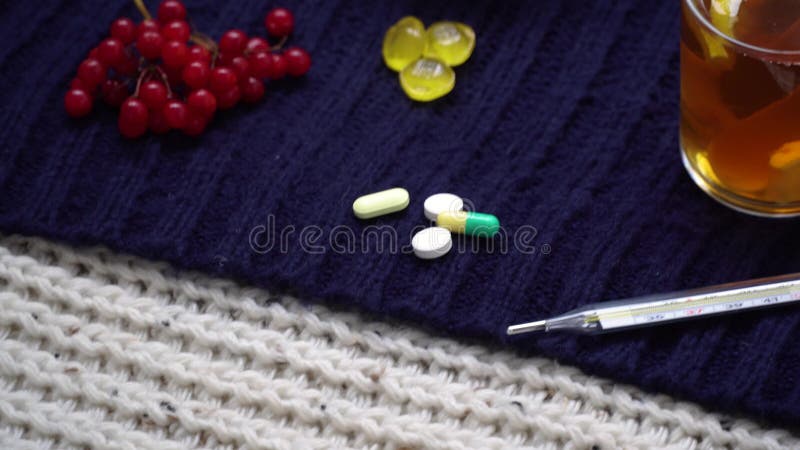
[2,0,800,426]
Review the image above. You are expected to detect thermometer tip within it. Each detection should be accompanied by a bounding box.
[507,320,547,335]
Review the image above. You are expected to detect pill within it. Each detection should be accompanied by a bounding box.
[412,226,452,259]
[437,211,500,237]
[353,187,410,219]
[382,16,426,72]
[424,193,463,221]
[399,57,455,102]
[423,21,476,67]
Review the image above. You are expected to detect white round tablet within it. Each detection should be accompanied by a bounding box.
[412,227,453,259]
[423,193,464,221]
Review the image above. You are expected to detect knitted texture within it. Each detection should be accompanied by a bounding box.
[0,234,798,449]
[2,0,800,426]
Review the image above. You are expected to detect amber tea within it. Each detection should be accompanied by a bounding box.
[681,0,800,216]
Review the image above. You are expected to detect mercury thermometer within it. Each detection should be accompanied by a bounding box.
[507,273,800,335]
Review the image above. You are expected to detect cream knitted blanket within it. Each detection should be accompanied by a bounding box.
[0,235,797,449]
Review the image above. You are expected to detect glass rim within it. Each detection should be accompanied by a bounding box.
[684,0,800,57]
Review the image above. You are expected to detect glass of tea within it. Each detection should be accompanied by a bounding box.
[681,0,800,216]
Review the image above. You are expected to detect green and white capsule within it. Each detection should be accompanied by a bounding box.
[436,211,500,237]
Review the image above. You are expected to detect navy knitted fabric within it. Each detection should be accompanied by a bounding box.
[2,0,800,426]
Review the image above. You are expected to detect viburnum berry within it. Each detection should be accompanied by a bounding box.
[245,37,270,55]
[240,77,265,103]
[149,108,171,134]
[182,61,210,89]
[187,89,217,117]
[284,47,311,76]
[229,56,250,80]
[70,78,88,91]
[101,79,129,107]
[265,8,294,37]
[66,2,310,138]
[269,53,288,80]
[138,81,168,110]
[182,112,208,136]
[158,0,187,22]
[163,100,189,129]
[136,30,164,59]
[114,51,139,76]
[162,40,188,69]
[64,89,93,118]
[216,85,241,109]
[209,67,238,93]
[219,29,247,55]
[187,45,211,64]
[162,20,191,42]
[110,17,137,45]
[137,19,160,38]
[97,38,125,66]
[77,58,107,88]
[119,97,149,138]
[247,51,273,79]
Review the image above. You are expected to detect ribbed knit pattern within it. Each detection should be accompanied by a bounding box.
[1,234,799,449]
[1,0,799,425]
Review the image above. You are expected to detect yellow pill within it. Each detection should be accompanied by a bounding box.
[382,16,426,72]
[353,188,410,219]
[423,21,475,67]
[399,57,455,102]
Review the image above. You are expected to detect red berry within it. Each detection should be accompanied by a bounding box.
[158,0,187,22]
[284,47,311,76]
[187,89,217,117]
[163,65,183,87]
[209,67,237,93]
[70,78,88,91]
[217,85,241,109]
[110,17,136,45]
[137,19,160,38]
[163,100,189,129]
[269,53,287,80]
[162,40,188,68]
[101,79,129,107]
[88,47,100,60]
[240,76,265,103]
[97,38,125,66]
[77,58,107,88]
[247,51,272,79]
[149,108,171,134]
[162,20,191,42]
[215,52,235,68]
[119,97,149,138]
[182,61,210,89]
[229,56,250,80]
[64,89,93,118]
[219,29,247,55]
[182,112,208,136]
[187,45,211,64]
[113,52,139,76]
[245,37,270,55]
[136,30,164,59]
[265,7,294,37]
[138,81,168,110]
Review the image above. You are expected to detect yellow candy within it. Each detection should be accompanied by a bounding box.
[423,21,475,67]
[399,57,455,102]
[382,16,426,72]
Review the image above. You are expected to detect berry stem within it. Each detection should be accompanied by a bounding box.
[133,69,149,97]
[133,0,152,20]
[271,35,288,51]
[152,66,174,97]
[190,32,220,67]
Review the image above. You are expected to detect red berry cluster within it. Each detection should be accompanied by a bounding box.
[64,1,311,138]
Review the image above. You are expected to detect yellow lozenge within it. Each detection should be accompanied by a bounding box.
[382,16,426,72]
[399,57,455,102]
[423,21,475,67]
